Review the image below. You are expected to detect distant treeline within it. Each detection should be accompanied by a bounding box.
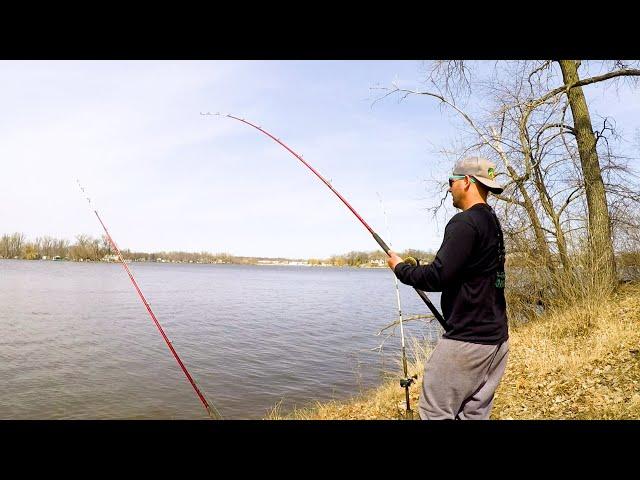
[319,249,435,267]
[0,232,253,263]
[1,232,89,260]
[0,232,435,266]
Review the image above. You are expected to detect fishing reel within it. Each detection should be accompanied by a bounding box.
[403,256,420,267]
[400,374,418,389]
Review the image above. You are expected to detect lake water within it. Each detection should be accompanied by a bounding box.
[0,260,442,419]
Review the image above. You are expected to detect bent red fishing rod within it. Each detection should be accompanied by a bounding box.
[202,112,449,332]
[76,180,222,420]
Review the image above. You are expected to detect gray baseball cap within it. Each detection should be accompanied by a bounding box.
[453,156,503,194]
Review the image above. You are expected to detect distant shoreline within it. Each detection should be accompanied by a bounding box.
[1,232,434,269]
[0,257,389,269]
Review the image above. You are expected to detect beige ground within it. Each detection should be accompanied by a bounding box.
[267,282,640,420]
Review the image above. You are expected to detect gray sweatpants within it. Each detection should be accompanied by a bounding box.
[418,337,509,420]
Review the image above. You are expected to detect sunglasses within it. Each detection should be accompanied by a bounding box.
[448,175,476,187]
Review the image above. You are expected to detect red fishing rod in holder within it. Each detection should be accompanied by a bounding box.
[77,181,222,419]
[204,113,449,332]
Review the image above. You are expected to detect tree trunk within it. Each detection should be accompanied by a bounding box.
[509,167,555,272]
[558,60,617,289]
[531,160,572,272]
[491,126,555,272]
[553,215,572,272]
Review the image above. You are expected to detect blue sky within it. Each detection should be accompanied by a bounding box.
[1,61,638,258]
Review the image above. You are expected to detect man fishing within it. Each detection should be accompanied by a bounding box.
[387,157,509,420]
[211,114,504,420]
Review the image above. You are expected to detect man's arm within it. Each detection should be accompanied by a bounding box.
[388,219,476,292]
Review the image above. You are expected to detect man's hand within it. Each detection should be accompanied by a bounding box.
[386,250,404,270]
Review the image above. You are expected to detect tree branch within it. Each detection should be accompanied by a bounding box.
[531,67,640,109]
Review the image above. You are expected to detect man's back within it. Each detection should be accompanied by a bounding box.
[441,203,508,344]
[394,203,508,344]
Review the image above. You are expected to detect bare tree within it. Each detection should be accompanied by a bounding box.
[70,234,95,260]
[0,234,9,258]
[4,232,26,258]
[374,60,640,302]
[53,238,70,258]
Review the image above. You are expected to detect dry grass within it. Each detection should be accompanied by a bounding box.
[267,281,640,420]
[492,281,640,419]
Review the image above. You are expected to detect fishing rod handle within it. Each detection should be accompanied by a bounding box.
[414,288,450,331]
[372,232,390,254]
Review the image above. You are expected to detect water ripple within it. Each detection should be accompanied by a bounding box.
[0,260,441,419]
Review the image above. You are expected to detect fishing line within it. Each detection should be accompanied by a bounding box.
[377,193,417,417]
[76,180,222,420]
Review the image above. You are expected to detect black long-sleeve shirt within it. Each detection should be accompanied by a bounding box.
[394,203,508,345]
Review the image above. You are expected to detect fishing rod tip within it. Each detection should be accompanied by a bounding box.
[202,111,231,118]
